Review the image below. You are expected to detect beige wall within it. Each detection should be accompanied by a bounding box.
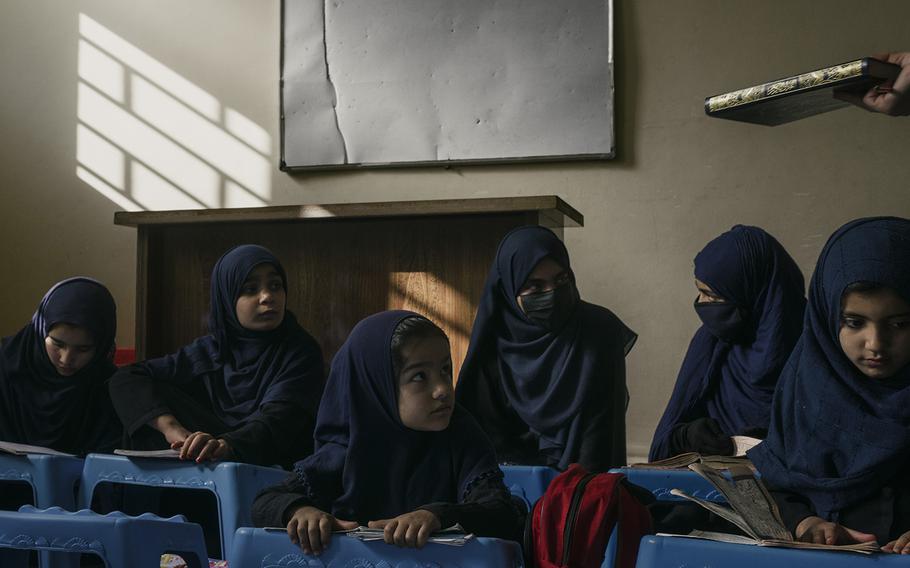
[2,0,909,460]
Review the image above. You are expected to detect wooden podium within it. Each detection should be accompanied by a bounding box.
[115,196,583,375]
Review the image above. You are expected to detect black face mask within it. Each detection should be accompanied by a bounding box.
[694,298,749,343]
[520,283,579,331]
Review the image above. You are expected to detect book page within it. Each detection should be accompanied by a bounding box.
[670,489,758,539]
[732,436,761,456]
[688,464,792,541]
[0,440,76,457]
[759,539,880,554]
[629,452,700,469]
[113,448,181,459]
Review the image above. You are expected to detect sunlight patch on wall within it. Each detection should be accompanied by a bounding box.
[76,14,272,211]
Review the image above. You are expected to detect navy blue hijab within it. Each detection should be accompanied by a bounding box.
[0,278,120,453]
[749,217,910,518]
[143,245,322,427]
[650,226,805,460]
[293,311,500,523]
[457,226,636,469]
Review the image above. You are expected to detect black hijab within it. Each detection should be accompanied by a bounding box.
[749,217,910,518]
[142,244,323,428]
[293,310,501,523]
[457,226,636,469]
[0,277,120,453]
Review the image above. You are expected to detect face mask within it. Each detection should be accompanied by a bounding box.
[694,298,749,343]
[521,283,578,331]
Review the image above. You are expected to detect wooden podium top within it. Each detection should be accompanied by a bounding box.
[113,195,583,228]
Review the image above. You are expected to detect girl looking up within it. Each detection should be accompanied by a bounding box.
[252,311,522,554]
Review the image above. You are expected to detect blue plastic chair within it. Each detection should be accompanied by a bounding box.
[636,535,906,568]
[0,506,208,568]
[0,453,85,568]
[500,465,559,508]
[0,453,83,510]
[79,453,289,559]
[609,467,727,502]
[230,527,525,568]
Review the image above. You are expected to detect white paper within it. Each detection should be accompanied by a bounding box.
[282,0,614,168]
[0,441,76,457]
[113,448,181,459]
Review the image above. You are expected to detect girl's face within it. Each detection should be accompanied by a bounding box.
[695,279,726,303]
[235,263,286,331]
[839,287,910,379]
[516,257,571,309]
[396,334,454,431]
[44,323,96,376]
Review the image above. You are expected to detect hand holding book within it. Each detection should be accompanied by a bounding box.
[834,52,910,116]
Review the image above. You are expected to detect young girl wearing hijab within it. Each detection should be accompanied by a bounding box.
[455,226,636,472]
[109,244,324,469]
[649,226,806,461]
[749,217,910,554]
[0,277,121,455]
[252,311,522,554]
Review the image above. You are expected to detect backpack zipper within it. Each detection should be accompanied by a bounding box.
[561,472,598,566]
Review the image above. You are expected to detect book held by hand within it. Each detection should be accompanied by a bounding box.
[667,463,881,554]
[705,57,901,126]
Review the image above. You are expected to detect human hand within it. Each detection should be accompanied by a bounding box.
[287,506,359,555]
[152,414,192,446]
[367,509,442,548]
[171,431,232,462]
[795,516,877,545]
[882,530,910,554]
[835,52,910,116]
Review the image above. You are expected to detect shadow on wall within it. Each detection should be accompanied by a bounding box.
[75,14,272,211]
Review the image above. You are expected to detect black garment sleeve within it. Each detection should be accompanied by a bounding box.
[767,486,816,534]
[667,417,735,457]
[108,363,181,436]
[417,472,524,542]
[219,399,316,468]
[575,341,628,472]
[251,473,318,528]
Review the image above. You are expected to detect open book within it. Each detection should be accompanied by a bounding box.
[0,440,76,457]
[630,436,760,470]
[668,463,880,554]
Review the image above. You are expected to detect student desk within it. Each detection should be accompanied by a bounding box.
[114,196,583,373]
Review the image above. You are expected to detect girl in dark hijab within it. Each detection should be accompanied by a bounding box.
[455,226,637,472]
[749,217,910,553]
[0,277,121,454]
[649,226,806,461]
[109,244,324,468]
[252,311,521,554]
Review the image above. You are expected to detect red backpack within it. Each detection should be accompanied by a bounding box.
[526,464,652,568]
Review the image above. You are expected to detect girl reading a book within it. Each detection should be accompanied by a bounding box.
[109,244,324,468]
[252,311,522,554]
[455,226,636,472]
[749,217,910,552]
[649,226,805,461]
[0,277,121,454]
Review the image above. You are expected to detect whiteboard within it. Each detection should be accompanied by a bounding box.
[280,0,614,169]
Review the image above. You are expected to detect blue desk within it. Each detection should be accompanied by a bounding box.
[79,453,288,559]
[636,535,907,568]
[231,527,525,568]
[501,465,559,508]
[610,467,726,502]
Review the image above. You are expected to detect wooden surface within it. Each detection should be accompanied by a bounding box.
[122,197,583,377]
[114,195,583,228]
